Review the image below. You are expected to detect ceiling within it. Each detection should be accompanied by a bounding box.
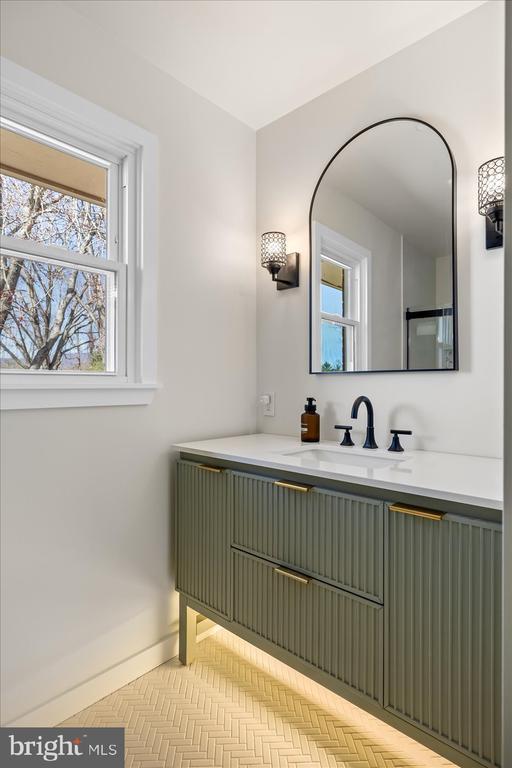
[69,0,485,129]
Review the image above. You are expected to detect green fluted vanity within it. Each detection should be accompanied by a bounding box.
[174,435,502,768]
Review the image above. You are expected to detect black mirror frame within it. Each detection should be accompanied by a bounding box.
[308,116,458,375]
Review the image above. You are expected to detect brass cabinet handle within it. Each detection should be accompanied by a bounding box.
[198,464,223,474]
[274,480,312,493]
[273,566,311,585]
[389,502,444,521]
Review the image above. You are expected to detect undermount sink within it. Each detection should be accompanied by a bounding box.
[283,447,404,470]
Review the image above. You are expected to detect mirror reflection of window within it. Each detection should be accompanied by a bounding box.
[312,222,369,373]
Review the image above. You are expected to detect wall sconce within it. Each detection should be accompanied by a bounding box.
[478,156,505,249]
[260,231,299,290]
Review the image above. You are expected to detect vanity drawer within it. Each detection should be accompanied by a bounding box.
[232,471,384,603]
[233,549,383,704]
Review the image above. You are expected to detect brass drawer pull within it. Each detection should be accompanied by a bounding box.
[273,566,311,585]
[198,464,223,474]
[389,503,444,521]
[274,480,312,493]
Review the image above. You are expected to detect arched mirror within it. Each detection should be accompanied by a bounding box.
[309,118,457,373]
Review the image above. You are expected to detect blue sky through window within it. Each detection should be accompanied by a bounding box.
[321,319,343,371]
[321,283,344,315]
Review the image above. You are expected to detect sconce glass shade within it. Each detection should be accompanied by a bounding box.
[478,156,505,231]
[261,231,287,273]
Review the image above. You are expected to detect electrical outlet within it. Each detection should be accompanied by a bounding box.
[259,392,275,417]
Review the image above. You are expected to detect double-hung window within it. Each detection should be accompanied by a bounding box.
[0,59,157,409]
[311,222,370,372]
[1,125,122,375]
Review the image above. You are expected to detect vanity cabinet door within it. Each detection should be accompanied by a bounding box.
[386,508,502,767]
[176,460,231,619]
[233,549,383,704]
[233,472,384,603]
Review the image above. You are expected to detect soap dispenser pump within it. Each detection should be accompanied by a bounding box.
[301,397,320,443]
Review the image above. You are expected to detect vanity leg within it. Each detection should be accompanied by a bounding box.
[179,593,197,665]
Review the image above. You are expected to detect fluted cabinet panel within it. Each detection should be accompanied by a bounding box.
[233,550,383,703]
[176,461,231,618]
[233,472,384,602]
[386,510,502,767]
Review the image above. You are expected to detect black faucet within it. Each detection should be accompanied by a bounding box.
[351,395,378,449]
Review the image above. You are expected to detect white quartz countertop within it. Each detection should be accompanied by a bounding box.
[174,433,503,510]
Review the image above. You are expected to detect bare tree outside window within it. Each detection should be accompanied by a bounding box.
[0,174,110,371]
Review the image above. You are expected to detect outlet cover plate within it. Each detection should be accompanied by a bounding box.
[261,392,275,417]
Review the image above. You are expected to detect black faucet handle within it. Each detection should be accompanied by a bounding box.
[388,429,412,452]
[334,425,354,447]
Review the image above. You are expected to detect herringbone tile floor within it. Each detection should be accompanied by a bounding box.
[62,629,455,767]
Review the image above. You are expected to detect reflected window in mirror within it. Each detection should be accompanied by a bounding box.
[309,118,457,374]
[312,222,369,372]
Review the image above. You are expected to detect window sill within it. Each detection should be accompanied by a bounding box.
[0,381,160,410]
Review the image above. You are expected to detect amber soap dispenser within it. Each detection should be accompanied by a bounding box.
[301,397,320,442]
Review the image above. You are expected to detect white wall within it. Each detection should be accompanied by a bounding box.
[402,240,436,312]
[0,0,256,724]
[436,256,452,306]
[256,1,504,455]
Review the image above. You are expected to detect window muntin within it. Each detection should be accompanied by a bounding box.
[0,122,122,376]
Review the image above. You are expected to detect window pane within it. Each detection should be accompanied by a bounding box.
[321,283,343,315]
[321,319,343,371]
[321,257,348,316]
[1,174,107,258]
[0,253,113,371]
[0,128,107,258]
[321,319,354,372]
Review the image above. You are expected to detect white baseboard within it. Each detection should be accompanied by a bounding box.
[4,631,179,728]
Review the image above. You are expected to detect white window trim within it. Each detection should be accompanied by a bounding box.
[0,58,158,409]
[311,221,371,372]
